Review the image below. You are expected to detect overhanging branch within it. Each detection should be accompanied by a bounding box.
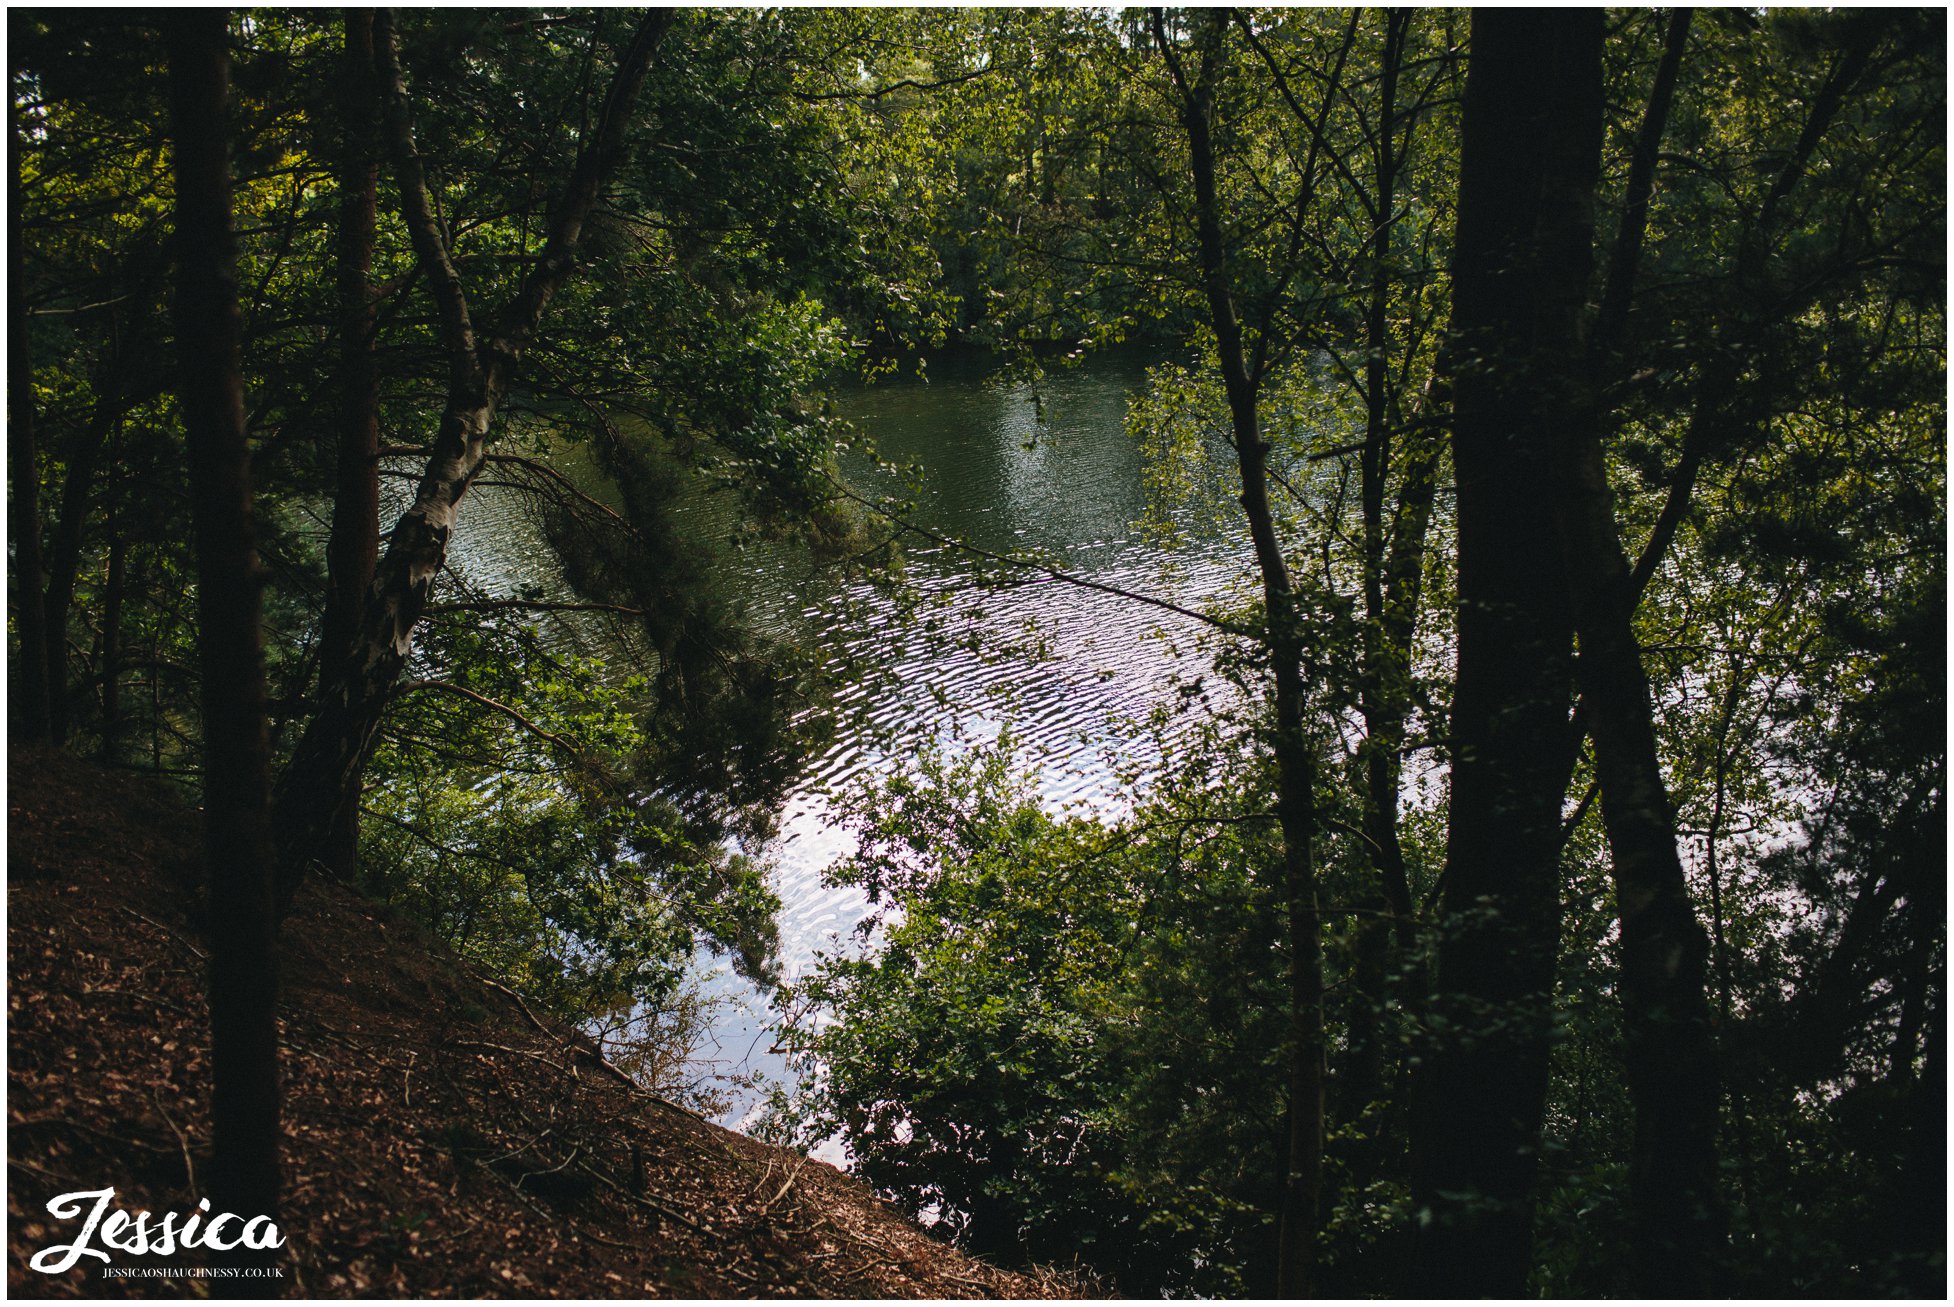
[393,678,582,758]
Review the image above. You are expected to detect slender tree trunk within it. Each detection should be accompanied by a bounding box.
[1408,12,1600,1296]
[1348,400,1440,1116]
[272,8,672,911]
[1551,15,1885,1292]
[1557,412,1726,1295]
[9,140,52,742]
[99,535,126,762]
[1347,10,1416,1116]
[1369,408,1440,936]
[1593,9,1691,353]
[1156,11,1322,1295]
[319,7,383,883]
[44,394,117,744]
[166,6,282,1264]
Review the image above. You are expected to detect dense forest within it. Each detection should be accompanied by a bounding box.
[9,6,1945,1298]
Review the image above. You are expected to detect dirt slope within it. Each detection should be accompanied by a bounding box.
[7,747,1079,1298]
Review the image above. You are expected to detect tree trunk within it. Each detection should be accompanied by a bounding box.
[1549,16,1906,1292]
[1408,11,1600,1296]
[165,6,282,1263]
[319,7,383,883]
[1347,10,1418,1116]
[272,8,672,912]
[1557,420,1726,1295]
[99,535,126,763]
[43,394,118,744]
[1348,398,1440,1116]
[9,136,52,742]
[1156,11,1322,1295]
[1593,9,1692,354]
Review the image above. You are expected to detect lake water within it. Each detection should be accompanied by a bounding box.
[440,352,1251,1128]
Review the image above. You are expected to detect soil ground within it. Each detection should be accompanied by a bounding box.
[7,746,1083,1298]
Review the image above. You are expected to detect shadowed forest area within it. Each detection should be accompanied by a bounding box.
[8,7,1946,1298]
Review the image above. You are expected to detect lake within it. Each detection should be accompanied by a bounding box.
[440,351,1252,1128]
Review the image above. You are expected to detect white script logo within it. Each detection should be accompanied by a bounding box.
[29,1188,285,1274]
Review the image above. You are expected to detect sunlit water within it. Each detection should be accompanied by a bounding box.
[435,353,1252,1129]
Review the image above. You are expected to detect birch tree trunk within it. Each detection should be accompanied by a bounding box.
[272,9,672,911]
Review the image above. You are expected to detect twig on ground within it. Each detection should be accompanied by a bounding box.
[758,1156,809,1219]
[119,905,207,959]
[76,984,200,1018]
[471,974,712,1122]
[151,1088,199,1198]
[571,1155,710,1234]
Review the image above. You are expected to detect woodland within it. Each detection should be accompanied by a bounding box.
[7,6,1946,1299]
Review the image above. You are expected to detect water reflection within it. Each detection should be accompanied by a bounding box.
[691,355,1248,1127]
[438,354,1251,1128]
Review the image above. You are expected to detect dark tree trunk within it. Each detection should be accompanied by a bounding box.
[9,140,52,742]
[1548,15,1899,1292]
[1593,9,1691,354]
[43,394,117,744]
[1557,25,1727,1264]
[1557,413,1726,1296]
[99,535,126,762]
[319,7,383,883]
[271,8,672,912]
[1156,11,1322,1295]
[1408,11,1600,1297]
[166,6,282,1263]
[1347,10,1419,1116]
[1348,397,1441,1116]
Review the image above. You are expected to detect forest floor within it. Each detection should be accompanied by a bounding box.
[7,746,1084,1298]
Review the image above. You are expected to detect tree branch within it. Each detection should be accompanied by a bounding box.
[372,8,483,395]
[426,599,645,619]
[1594,9,1692,354]
[830,476,1252,640]
[490,9,674,378]
[393,678,582,757]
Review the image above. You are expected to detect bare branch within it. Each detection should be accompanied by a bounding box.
[829,475,1253,640]
[393,678,582,757]
[426,599,645,619]
[372,8,484,395]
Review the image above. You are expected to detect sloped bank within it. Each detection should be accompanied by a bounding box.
[7,747,1081,1298]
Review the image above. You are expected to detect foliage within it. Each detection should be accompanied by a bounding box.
[9,6,1943,1297]
[11,8,891,1074]
[772,737,1291,1296]
[764,5,1941,1299]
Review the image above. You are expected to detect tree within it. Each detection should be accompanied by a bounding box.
[317,7,383,881]
[1551,8,1725,1289]
[777,737,1292,1297]
[10,15,174,751]
[1151,12,1326,1293]
[1543,10,1942,1289]
[10,124,53,740]
[1408,11,1598,1296]
[271,8,672,909]
[165,4,282,1256]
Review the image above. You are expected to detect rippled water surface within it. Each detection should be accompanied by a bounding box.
[445,354,1252,1126]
